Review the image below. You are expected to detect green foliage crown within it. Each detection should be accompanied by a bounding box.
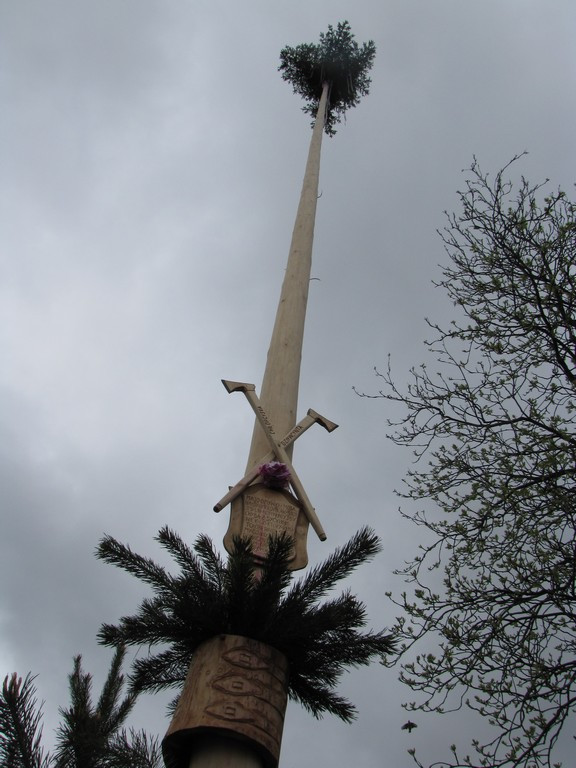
[279,21,376,136]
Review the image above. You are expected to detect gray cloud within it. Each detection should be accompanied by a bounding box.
[1,1,575,765]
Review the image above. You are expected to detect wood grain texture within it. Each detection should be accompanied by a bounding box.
[163,635,289,768]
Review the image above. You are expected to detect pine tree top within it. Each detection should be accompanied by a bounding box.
[279,21,376,136]
[0,650,160,768]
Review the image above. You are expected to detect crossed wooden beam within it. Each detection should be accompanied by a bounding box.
[214,380,338,541]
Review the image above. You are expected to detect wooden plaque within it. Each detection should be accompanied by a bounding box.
[224,484,309,570]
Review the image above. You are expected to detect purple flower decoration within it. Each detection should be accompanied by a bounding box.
[258,461,291,489]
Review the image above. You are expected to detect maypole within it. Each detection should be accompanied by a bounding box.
[96,22,392,768]
[216,83,332,567]
[244,80,329,471]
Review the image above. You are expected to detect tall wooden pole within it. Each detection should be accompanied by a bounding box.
[246,81,329,470]
[164,86,330,768]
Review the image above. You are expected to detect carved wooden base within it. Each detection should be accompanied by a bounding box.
[163,635,289,768]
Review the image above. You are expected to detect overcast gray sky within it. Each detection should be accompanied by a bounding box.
[1,2,575,766]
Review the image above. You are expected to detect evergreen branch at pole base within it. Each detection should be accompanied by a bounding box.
[96,527,396,722]
[283,525,381,610]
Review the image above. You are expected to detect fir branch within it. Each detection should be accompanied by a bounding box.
[2,652,157,768]
[54,652,140,768]
[279,21,376,136]
[96,537,174,596]
[97,527,396,721]
[0,674,49,768]
[284,526,381,609]
[104,729,161,768]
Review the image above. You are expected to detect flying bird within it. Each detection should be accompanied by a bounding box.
[401,721,418,733]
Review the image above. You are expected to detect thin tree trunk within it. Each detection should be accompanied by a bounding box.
[246,82,329,471]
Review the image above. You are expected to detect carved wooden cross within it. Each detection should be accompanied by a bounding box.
[216,379,338,544]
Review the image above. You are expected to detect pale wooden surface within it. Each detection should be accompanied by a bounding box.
[214,407,337,513]
[225,484,309,570]
[188,735,264,768]
[245,82,330,471]
[238,383,326,541]
[163,635,288,768]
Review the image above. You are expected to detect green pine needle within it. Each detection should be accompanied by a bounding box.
[96,526,396,722]
[279,21,376,136]
[0,673,48,768]
[1,652,160,768]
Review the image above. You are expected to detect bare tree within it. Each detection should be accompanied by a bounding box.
[363,156,576,768]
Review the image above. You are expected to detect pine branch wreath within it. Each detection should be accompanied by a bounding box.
[97,527,395,722]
